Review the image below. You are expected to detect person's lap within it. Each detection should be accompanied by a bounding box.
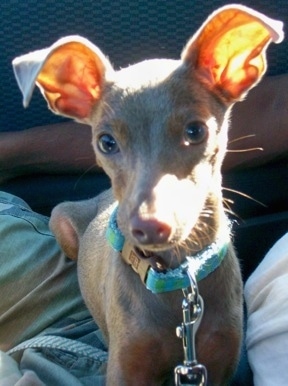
[0,191,107,385]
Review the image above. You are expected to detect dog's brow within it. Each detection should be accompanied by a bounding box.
[109,119,129,144]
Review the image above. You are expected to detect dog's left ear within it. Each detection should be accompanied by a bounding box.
[182,5,284,101]
[12,36,113,123]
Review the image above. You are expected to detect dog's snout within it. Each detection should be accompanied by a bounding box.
[130,216,171,245]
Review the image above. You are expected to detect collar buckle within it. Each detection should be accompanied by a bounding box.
[122,242,151,284]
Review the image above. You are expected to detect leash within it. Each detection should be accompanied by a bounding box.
[174,266,207,386]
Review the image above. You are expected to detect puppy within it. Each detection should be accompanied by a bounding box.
[13,5,283,385]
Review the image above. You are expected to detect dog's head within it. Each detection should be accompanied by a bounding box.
[13,5,283,256]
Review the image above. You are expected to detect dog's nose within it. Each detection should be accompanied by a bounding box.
[130,216,171,245]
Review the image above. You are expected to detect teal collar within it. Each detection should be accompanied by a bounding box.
[106,207,228,294]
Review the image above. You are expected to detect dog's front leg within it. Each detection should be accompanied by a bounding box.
[104,282,182,386]
[107,331,177,386]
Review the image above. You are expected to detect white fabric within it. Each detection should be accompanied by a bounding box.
[245,232,288,386]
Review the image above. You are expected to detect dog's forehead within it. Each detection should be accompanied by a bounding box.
[113,58,181,89]
[99,58,223,140]
[101,59,184,127]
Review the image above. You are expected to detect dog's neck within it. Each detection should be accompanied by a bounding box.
[106,206,230,293]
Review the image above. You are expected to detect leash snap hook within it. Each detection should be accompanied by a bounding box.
[174,266,207,386]
[174,363,207,386]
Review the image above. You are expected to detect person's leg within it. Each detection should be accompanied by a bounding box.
[0,191,89,352]
[245,232,288,386]
[0,192,108,385]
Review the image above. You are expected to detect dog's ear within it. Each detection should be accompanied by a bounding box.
[12,36,113,122]
[182,5,284,101]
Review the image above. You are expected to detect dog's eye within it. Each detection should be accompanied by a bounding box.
[97,134,119,154]
[184,121,208,145]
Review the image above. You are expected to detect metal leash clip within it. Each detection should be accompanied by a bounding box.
[174,267,207,386]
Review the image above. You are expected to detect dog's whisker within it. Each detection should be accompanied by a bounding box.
[199,213,211,218]
[226,147,263,153]
[223,187,267,207]
[223,206,238,219]
[228,134,256,144]
[224,207,240,220]
[222,197,234,213]
[223,197,234,205]
[102,100,116,117]
[171,243,183,264]
[73,164,100,189]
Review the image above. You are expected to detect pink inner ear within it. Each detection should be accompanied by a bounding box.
[220,64,260,99]
[55,89,101,119]
[214,37,268,99]
[37,43,105,120]
[196,24,271,99]
[183,7,281,101]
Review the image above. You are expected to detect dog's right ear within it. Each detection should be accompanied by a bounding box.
[12,36,113,123]
[182,5,284,102]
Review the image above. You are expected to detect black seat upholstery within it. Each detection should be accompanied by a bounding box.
[1,0,288,133]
